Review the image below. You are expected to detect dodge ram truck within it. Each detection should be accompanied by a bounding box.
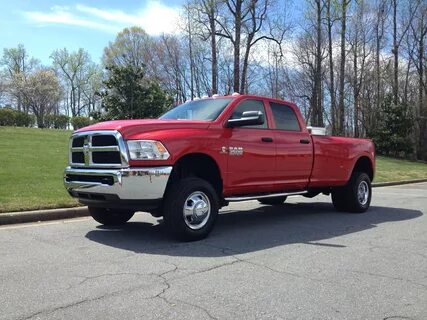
[64,94,375,241]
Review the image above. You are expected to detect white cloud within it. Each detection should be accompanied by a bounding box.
[23,1,181,35]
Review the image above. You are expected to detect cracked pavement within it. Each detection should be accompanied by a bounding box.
[0,182,426,320]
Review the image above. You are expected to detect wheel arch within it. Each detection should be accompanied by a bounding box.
[352,156,374,182]
[167,153,223,198]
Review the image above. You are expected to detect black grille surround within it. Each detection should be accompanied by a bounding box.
[69,131,128,168]
[65,174,114,186]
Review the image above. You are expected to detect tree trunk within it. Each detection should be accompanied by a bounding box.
[187,9,195,99]
[209,4,218,95]
[310,0,323,127]
[392,0,399,105]
[417,15,426,160]
[327,0,337,134]
[240,33,254,94]
[375,18,381,113]
[338,0,349,135]
[353,39,359,138]
[233,0,242,93]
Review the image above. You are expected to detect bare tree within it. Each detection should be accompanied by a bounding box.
[15,68,61,127]
[407,0,427,159]
[374,0,388,112]
[51,48,92,117]
[337,0,351,135]
[311,0,324,127]
[1,44,39,112]
[325,0,338,132]
[348,0,375,137]
[391,0,417,105]
[193,0,221,94]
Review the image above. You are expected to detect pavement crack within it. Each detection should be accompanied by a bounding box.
[349,269,427,290]
[71,271,148,288]
[172,298,218,320]
[20,264,179,320]
[151,263,178,299]
[200,243,330,283]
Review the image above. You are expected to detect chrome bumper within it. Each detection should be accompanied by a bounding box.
[64,166,172,200]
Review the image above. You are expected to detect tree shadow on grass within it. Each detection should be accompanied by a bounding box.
[85,202,422,257]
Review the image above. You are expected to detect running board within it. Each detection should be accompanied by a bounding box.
[224,190,308,202]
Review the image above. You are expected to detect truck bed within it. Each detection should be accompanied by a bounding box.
[308,135,375,188]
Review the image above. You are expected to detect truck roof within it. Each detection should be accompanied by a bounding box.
[197,93,298,108]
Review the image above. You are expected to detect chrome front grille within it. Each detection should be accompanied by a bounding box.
[69,130,129,168]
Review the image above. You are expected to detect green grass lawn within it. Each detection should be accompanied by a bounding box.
[0,126,426,213]
[0,126,79,213]
[375,156,427,183]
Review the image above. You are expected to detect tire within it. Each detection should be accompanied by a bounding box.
[89,207,135,225]
[331,188,348,211]
[331,171,372,213]
[163,177,219,241]
[258,196,287,205]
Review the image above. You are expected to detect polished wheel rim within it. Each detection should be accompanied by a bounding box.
[183,191,211,230]
[357,181,369,206]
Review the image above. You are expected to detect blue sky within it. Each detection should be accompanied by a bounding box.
[0,0,185,65]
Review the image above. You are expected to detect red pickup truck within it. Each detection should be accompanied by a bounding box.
[64,94,375,240]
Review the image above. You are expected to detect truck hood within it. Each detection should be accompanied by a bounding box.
[75,119,211,138]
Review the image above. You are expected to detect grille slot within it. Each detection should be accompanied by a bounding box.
[92,151,121,164]
[69,131,127,168]
[65,174,114,185]
[92,135,118,146]
[72,137,85,147]
[72,152,84,164]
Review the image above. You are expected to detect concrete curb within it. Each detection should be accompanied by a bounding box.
[1,179,426,226]
[372,178,427,187]
[0,207,89,225]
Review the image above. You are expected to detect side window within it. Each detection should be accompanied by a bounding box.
[230,100,267,129]
[270,102,301,131]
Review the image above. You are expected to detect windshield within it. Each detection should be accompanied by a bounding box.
[160,98,233,121]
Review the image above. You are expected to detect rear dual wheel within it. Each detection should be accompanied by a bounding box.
[331,171,371,213]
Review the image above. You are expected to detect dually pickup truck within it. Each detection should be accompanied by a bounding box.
[64,94,375,240]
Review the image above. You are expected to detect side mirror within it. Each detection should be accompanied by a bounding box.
[226,111,265,128]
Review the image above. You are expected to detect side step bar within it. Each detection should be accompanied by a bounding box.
[224,191,308,202]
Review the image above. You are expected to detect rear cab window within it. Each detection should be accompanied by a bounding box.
[269,102,301,131]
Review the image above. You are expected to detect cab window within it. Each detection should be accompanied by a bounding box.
[230,100,268,129]
[270,102,300,131]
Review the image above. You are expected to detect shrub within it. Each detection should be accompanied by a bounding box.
[53,115,69,129]
[0,108,34,127]
[370,95,413,158]
[71,116,93,129]
[0,108,16,126]
[14,112,34,127]
[45,114,69,129]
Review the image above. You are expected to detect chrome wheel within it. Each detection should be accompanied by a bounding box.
[183,191,211,230]
[357,181,369,206]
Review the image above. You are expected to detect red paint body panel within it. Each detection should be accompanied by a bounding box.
[308,135,375,187]
[75,94,375,196]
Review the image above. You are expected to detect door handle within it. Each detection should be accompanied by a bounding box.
[261,137,274,143]
[300,139,310,144]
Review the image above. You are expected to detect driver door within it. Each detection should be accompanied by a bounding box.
[225,99,277,195]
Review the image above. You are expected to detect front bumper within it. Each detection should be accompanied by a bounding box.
[64,166,172,202]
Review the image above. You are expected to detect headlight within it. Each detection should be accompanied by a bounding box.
[127,140,170,160]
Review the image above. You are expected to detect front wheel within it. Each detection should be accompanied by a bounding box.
[88,207,135,225]
[163,177,219,241]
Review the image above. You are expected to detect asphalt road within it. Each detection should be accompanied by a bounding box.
[1,183,426,320]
